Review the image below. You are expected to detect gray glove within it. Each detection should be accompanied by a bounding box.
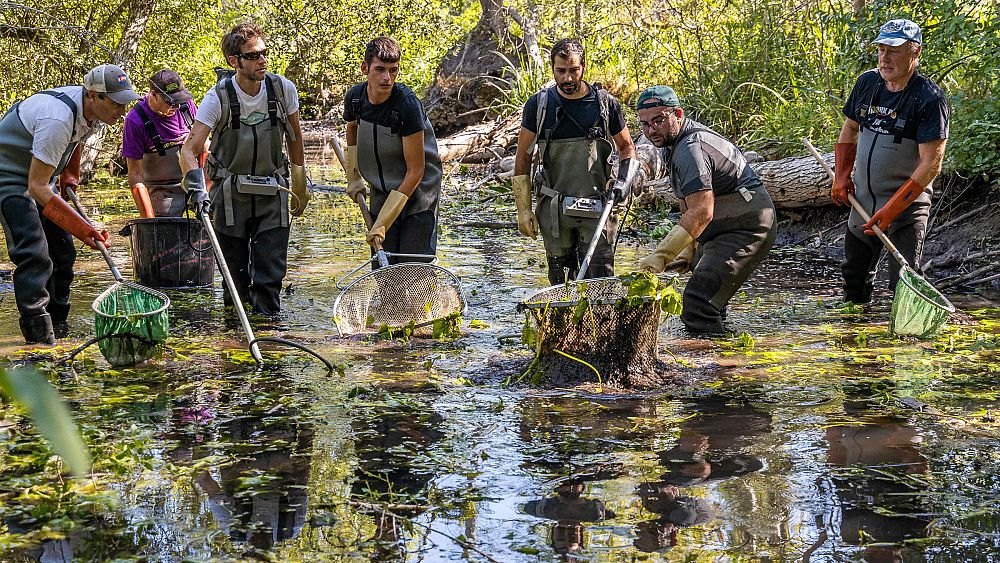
[182,169,211,215]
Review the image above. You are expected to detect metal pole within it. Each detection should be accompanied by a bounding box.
[198,210,263,363]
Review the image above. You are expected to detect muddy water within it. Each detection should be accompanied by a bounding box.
[2,149,1000,561]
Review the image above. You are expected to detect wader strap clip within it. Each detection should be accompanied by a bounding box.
[265,75,278,127]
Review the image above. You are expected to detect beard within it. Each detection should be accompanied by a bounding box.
[558,80,581,95]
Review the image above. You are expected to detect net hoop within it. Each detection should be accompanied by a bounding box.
[91,281,171,319]
[897,265,955,314]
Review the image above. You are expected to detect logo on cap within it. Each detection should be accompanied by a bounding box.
[117,73,127,84]
[883,20,903,32]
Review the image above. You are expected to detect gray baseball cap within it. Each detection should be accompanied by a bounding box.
[83,64,141,105]
[872,19,922,47]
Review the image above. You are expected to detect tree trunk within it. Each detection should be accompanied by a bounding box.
[422,0,532,137]
[80,0,155,178]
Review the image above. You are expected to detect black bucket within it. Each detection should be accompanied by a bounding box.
[120,218,215,288]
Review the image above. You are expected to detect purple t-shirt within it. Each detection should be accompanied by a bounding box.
[121,98,197,160]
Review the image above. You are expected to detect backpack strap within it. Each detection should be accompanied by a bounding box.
[527,87,550,156]
[39,88,79,140]
[264,74,278,127]
[224,78,241,132]
[178,102,194,130]
[132,103,166,156]
[593,83,611,140]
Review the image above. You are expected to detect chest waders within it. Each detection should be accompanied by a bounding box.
[133,103,193,216]
[849,80,930,241]
[667,125,776,334]
[0,89,84,342]
[532,86,617,284]
[204,74,293,315]
[352,88,442,258]
[842,80,931,304]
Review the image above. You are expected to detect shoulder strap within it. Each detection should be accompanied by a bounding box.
[264,74,278,127]
[178,102,194,130]
[133,104,166,156]
[527,87,549,156]
[40,89,79,140]
[224,77,241,131]
[594,84,611,139]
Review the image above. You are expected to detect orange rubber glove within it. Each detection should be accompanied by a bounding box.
[864,178,925,235]
[42,196,109,250]
[57,144,83,201]
[831,143,856,206]
[131,185,155,218]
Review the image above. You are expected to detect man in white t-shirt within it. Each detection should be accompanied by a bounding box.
[0,64,139,343]
[180,23,307,316]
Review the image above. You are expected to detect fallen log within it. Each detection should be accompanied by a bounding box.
[638,136,835,210]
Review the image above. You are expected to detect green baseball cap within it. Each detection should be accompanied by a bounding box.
[636,85,680,110]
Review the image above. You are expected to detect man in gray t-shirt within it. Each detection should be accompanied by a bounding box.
[636,86,776,334]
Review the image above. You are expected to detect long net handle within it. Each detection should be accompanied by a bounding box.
[330,134,390,269]
[198,211,263,364]
[65,187,124,281]
[577,201,616,281]
[802,138,909,269]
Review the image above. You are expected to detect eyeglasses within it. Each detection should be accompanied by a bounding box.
[237,49,269,61]
[639,115,668,130]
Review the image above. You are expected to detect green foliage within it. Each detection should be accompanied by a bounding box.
[0,367,91,478]
[618,272,683,314]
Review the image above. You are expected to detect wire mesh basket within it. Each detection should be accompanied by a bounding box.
[519,276,664,386]
[334,262,466,336]
[92,281,170,366]
[890,265,956,339]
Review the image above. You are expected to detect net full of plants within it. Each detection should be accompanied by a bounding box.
[515,273,682,387]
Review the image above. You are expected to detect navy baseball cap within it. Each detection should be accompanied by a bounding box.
[636,85,680,110]
[872,19,922,46]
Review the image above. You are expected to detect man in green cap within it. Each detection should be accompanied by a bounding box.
[511,38,637,284]
[636,85,776,334]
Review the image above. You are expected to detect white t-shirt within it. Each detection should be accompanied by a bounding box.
[196,74,299,129]
[16,86,96,167]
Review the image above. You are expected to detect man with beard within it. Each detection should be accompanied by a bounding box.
[0,64,136,343]
[832,19,948,305]
[512,38,636,284]
[180,22,308,315]
[636,86,775,334]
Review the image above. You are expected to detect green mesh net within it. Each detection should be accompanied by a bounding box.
[92,282,170,366]
[890,266,955,339]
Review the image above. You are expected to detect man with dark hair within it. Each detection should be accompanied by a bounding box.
[512,38,636,284]
[180,22,307,315]
[0,64,136,343]
[832,19,948,305]
[122,69,200,217]
[343,36,441,262]
[636,85,776,334]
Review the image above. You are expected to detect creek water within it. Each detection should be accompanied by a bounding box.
[1,147,1000,561]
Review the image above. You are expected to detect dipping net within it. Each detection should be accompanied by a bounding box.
[520,277,661,386]
[333,263,466,336]
[92,281,170,366]
[890,265,955,339]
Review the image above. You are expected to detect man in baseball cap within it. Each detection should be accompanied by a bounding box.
[830,17,948,309]
[0,63,141,343]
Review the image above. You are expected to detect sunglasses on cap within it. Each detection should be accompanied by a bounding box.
[151,84,181,108]
[237,49,269,61]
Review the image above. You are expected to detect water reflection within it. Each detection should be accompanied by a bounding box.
[634,483,714,552]
[524,479,617,556]
[823,382,931,561]
[169,372,314,551]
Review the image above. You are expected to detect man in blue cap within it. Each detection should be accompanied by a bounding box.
[636,85,776,334]
[832,19,949,304]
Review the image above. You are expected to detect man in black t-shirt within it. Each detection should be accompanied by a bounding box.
[512,38,636,284]
[343,36,442,261]
[832,19,949,304]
